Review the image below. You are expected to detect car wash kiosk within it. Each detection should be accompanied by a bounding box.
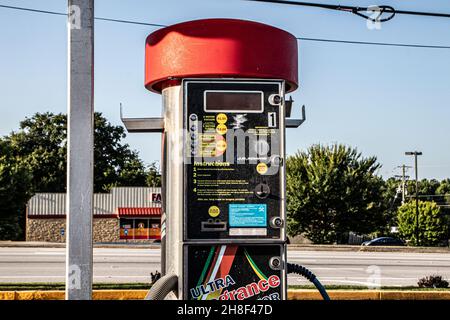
[121,19,304,300]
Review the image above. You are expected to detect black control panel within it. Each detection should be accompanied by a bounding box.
[183,80,285,241]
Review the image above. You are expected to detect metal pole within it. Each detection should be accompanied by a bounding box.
[406,151,422,246]
[414,154,419,246]
[66,0,94,300]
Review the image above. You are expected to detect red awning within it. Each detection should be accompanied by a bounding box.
[117,207,161,217]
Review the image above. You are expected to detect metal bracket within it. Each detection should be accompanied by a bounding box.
[120,103,164,133]
[286,104,306,128]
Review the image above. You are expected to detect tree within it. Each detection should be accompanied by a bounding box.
[397,200,448,246]
[436,179,450,195]
[146,162,162,187]
[91,114,150,192]
[5,112,154,193]
[418,179,441,195]
[405,179,440,201]
[286,143,386,244]
[380,177,403,230]
[0,112,160,240]
[6,113,66,193]
[0,139,32,240]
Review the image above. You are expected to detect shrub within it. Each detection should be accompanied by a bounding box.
[397,200,448,246]
[418,275,449,288]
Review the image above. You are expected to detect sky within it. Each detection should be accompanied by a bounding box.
[0,0,449,180]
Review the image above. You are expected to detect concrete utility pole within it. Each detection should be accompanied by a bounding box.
[66,0,94,300]
[405,151,422,246]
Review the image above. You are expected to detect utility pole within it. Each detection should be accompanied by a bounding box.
[66,0,94,300]
[405,151,422,246]
[401,165,406,204]
[395,165,411,204]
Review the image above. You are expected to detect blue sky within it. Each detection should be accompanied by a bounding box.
[1,0,450,180]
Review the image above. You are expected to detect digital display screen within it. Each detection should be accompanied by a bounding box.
[204,91,263,112]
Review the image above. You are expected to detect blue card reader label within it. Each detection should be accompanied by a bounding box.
[229,204,267,227]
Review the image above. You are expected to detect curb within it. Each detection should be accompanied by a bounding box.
[1,290,450,300]
[288,290,450,300]
[0,290,149,300]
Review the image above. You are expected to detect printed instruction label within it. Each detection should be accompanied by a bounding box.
[229,204,267,227]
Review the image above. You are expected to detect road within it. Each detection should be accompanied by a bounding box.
[0,247,449,287]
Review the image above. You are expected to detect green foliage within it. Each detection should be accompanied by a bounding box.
[418,275,449,288]
[406,179,441,198]
[6,112,66,193]
[0,140,32,240]
[286,143,386,244]
[380,177,403,229]
[92,114,151,192]
[0,216,24,241]
[436,179,450,195]
[0,112,161,240]
[3,112,159,193]
[397,200,448,246]
[146,163,162,187]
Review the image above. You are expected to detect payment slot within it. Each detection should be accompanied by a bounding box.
[183,80,286,241]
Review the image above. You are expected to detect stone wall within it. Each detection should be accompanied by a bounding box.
[26,218,66,243]
[26,217,121,243]
[93,218,120,243]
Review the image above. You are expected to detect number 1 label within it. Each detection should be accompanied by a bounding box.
[268,112,276,128]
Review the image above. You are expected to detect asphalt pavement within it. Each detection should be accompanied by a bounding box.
[1,247,449,287]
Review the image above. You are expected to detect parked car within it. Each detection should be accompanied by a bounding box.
[361,237,405,246]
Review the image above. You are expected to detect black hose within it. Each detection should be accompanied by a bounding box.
[287,263,330,300]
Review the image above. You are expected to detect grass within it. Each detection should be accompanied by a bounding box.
[289,284,450,291]
[0,283,151,291]
[0,283,449,291]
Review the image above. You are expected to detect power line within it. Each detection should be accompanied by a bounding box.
[296,37,450,49]
[246,0,450,19]
[0,4,66,17]
[246,0,395,22]
[94,17,165,28]
[0,4,166,28]
[1,3,450,49]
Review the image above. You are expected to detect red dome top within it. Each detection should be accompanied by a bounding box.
[145,19,298,93]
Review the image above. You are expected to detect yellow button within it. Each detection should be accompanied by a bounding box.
[216,113,227,124]
[216,139,227,152]
[216,124,228,135]
[208,206,220,218]
[256,162,268,175]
